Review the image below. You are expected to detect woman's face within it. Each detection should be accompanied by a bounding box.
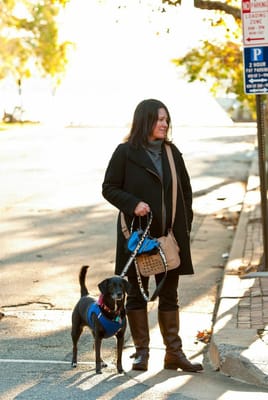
[149,107,169,141]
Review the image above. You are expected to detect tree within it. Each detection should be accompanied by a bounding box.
[163,0,240,20]
[163,1,255,118]
[0,0,72,95]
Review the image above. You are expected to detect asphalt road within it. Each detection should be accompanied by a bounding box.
[1,122,267,399]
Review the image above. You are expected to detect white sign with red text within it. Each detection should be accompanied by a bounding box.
[242,0,268,46]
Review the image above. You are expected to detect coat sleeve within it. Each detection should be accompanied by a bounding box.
[102,144,141,216]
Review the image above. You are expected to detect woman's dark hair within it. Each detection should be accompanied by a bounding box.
[125,99,172,146]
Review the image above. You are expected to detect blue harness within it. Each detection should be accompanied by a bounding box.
[87,301,124,338]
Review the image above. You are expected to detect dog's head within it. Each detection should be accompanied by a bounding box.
[98,276,130,302]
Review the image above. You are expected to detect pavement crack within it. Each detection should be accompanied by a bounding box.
[2,301,55,309]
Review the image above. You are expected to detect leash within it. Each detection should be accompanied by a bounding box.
[133,245,167,302]
[120,212,153,278]
[120,212,167,302]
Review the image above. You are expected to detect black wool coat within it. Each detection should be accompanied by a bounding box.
[102,141,194,277]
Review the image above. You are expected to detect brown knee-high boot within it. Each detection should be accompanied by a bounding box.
[127,309,150,371]
[158,310,203,372]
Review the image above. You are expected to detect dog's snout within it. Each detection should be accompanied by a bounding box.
[113,290,123,300]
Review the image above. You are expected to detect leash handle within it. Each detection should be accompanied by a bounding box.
[120,211,168,302]
[120,212,153,278]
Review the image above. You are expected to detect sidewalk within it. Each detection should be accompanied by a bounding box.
[122,148,268,393]
[209,150,268,387]
[117,150,268,394]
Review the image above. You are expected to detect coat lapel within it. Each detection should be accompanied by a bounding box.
[127,145,158,174]
[162,144,172,192]
[127,143,173,193]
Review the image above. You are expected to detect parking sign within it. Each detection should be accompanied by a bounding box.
[242,1,268,94]
[243,46,268,94]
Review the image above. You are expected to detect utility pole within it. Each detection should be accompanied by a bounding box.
[241,1,268,276]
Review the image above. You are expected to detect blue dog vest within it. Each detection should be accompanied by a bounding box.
[87,302,124,338]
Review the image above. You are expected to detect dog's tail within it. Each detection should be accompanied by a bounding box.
[79,265,89,297]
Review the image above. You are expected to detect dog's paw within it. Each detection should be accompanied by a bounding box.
[117,367,124,374]
[96,361,103,374]
[71,362,77,368]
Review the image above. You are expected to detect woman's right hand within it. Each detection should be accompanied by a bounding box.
[134,202,150,216]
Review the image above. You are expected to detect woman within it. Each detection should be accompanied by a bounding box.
[102,99,203,373]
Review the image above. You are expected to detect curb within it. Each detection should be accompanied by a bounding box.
[209,151,268,387]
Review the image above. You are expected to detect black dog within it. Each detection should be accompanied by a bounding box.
[71,265,130,374]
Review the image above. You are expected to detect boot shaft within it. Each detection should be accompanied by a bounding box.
[127,309,150,371]
[127,309,150,348]
[158,309,182,351]
[158,309,203,372]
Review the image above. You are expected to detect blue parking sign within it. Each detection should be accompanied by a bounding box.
[243,46,268,94]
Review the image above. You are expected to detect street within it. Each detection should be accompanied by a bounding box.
[1,122,267,399]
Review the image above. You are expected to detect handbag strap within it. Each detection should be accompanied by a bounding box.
[165,144,177,228]
[121,212,130,239]
[166,144,190,236]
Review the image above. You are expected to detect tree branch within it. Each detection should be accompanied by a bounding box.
[162,0,241,20]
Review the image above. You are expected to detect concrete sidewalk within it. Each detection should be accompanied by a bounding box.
[209,150,268,388]
[122,148,268,393]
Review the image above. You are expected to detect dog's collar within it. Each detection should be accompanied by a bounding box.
[97,294,122,318]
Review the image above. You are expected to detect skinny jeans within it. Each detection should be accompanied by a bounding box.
[126,268,179,311]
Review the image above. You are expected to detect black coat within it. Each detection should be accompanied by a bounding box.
[102,142,194,276]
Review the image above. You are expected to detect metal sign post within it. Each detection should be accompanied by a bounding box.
[256,95,268,272]
[242,0,268,275]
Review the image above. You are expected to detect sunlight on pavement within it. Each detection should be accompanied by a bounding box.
[193,182,246,215]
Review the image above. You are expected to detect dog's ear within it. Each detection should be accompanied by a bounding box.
[98,279,108,294]
[123,279,131,294]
